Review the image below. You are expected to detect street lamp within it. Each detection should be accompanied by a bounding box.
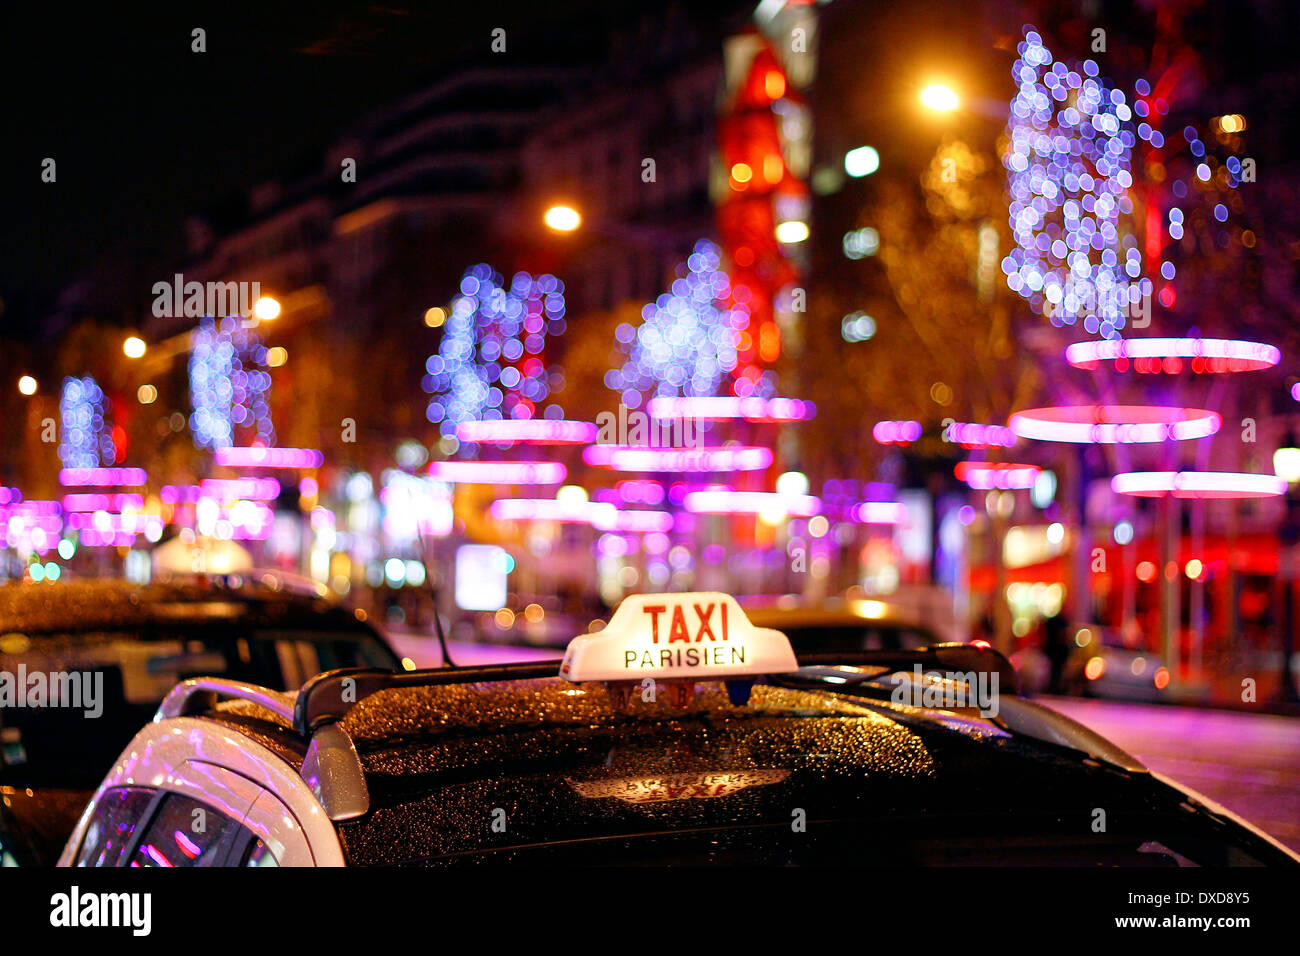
[544,205,581,232]
[253,296,281,321]
[1275,433,1300,483]
[123,335,146,359]
[920,83,960,112]
[843,145,880,178]
[17,375,37,396]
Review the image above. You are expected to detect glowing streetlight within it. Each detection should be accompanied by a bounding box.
[544,205,581,232]
[18,375,37,396]
[1275,433,1300,484]
[774,220,809,243]
[921,83,960,112]
[253,296,281,321]
[843,145,880,178]
[123,335,146,359]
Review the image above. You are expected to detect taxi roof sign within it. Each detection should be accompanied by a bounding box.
[560,592,798,683]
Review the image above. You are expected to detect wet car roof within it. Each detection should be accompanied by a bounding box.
[321,678,1198,865]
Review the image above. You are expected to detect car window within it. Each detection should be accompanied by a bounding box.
[128,794,240,867]
[242,837,280,867]
[74,787,157,867]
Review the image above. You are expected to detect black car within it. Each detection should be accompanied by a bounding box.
[0,573,400,865]
[59,592,1299,867]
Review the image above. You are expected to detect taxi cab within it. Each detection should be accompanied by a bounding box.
[59,592,1300,867]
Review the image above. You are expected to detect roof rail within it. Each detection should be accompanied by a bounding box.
[290,643,1019,736]
[157,677,296,725]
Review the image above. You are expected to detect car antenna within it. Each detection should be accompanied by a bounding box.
[416,524,456,668]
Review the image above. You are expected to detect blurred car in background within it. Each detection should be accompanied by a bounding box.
[1014,624,1171,701]
[0,573,400,865]
[742,596,951,652]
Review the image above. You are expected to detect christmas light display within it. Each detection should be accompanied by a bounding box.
[1004,31,1143,339]
[425,265,567,436]
[606,240,752,407]
[189,316,275,449]
[59,376,114,469]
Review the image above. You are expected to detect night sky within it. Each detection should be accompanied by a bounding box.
[0,0,704,336]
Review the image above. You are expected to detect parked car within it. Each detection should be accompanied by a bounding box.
[0,573,401,865]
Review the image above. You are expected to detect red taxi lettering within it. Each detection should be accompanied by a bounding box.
[693,602,717,641]
[642,605,668,642]
[668,605,691,642]
[644,601,727,643]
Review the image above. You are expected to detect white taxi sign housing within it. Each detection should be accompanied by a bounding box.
[560,592,798,682]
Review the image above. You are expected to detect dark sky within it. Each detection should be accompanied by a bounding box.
[0,0,709,335]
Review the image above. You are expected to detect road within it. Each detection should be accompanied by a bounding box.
[1041,695,1300,853]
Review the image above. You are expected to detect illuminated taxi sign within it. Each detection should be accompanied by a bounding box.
[560,592,797,682]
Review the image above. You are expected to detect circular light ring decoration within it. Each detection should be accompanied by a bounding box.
[944,422,1017,448]
[583,445,773,472]
[1008,405,1220,443]
[683,490,821,516]
[848,501,906,524]
[62,493,145,512]
[213,447,323,469]
[456,419,597,445]
[491,498,614,524]
[873,420,923,445]
[428,461,566,484]
[645,396,815,422]
[1065,338,1280,373]
[59,467,148,487]
[597,509,675,533]
[1112,471,1287,499]
[955,462,1041,490]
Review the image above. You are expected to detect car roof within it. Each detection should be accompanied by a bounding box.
[0,575,374,637]
[318,677,1170,865]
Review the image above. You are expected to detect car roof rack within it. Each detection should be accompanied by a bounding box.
[290,642,1019,736]
[156,644,1141,819]
[158,677,297,724]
